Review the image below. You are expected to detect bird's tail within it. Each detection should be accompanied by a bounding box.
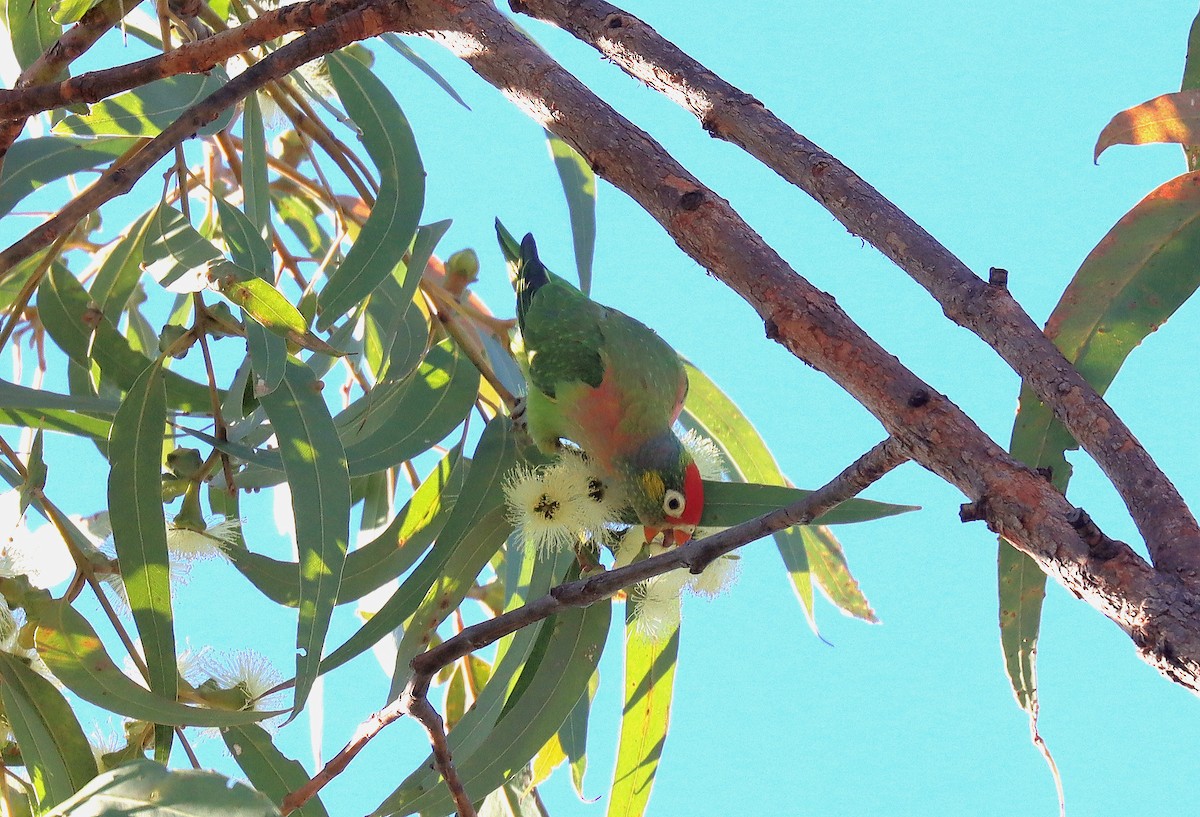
[516,233,549,332]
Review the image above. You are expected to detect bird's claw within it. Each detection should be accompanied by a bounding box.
[510,395,528,433]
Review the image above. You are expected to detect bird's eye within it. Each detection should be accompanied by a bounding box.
[663,489,685,516]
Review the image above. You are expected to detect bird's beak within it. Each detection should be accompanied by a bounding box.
[643,527,693,546]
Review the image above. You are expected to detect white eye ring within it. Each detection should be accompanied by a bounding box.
[663,489,685,516]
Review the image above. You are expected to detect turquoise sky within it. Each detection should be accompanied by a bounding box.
[5,3,1200,816]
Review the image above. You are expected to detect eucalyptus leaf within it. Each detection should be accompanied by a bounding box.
[54,69,236,138]
[317,52,425,330]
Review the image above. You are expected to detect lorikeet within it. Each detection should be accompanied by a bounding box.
[513,234,703,544]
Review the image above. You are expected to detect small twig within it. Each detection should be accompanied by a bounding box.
[401,693,477,817]
[281,436,908,814]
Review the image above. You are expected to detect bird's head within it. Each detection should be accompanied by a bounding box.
[622,432,705,545]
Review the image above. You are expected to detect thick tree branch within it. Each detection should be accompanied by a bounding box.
[511,0,1200,581]
[0,0,142,170]
[0,0,370,122]
[282,437,910,815]
[409,0,1200,692]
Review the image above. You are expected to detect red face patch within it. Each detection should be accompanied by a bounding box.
[665,461,704,528]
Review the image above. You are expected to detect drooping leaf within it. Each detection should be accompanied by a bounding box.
[1095,90,1200,161]
[54,69,236,138]
[1181,8,1200,170]
[106,360,177,718]
[222,725,330,817]
[0,136,135,219]
[33,599,283,727]
[90,207,156,323]
[39,265,212,411]
[803,525,878,622]
[316,52,425,330]
[1000,169,1200,804]
[380,33,470,110]
[0,651,99,808]
[241,92,271,233]
[216,197,288,392]
[44,759,281,817]
[606,610,678,817]
[679,363,817,628]
[258,357,351,716]
[545,131,596,295]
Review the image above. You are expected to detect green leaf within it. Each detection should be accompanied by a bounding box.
[1182,8,1200,170]
[607,612,678,817]
[107,360,177,713]
[223,725,330,817]
[143,203,246,293]
[1000,169,1200,802]
[697,480,916,528]
[0,378,114,439]
[0,136,135,219]
[90,207,156,323]
[545,131,596,295]
[44,759,281,817]
[397,546,574,807]
[0,652,99,808]
[363,274,430,384]
[54,69,236,138]
[50,0,99,24]
[317,51,425,330]
[386,418,517,698]
[679,363,817,627]
[379,34,470,110]
[241,93,271,233]
[227,448,465,607]
[216,197,273,277]
[274,192,330,257]
[377,598,610,817]
[216,197,288,392]
[33,600,283,727]
[258,357,351,716]
[803,525,878,623]
[338,341,479,475]
[219,277,307,337]
[39,265,212,411]
[4,0,61,71]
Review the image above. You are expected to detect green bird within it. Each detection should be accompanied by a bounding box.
[513,233,704,544]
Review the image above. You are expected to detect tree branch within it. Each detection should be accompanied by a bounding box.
[282,437,910,815]
[0,0,412,278]
[0,0,371,123]
[408,0,1200,692]
[510,0,1200,581]
[0,0,142,170]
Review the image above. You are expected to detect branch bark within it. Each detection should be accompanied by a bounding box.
[0,0,371,122]
[408,0,1200,692]
[510,0,1200,581]
[0,0,142,170]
